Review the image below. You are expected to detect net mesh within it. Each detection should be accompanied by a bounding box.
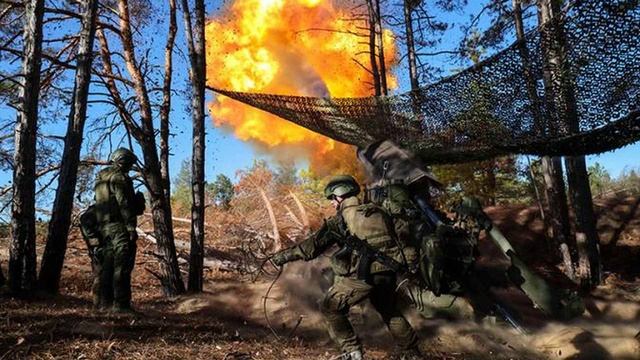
[208,0,640,164]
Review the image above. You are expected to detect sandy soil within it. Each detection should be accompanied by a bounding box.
[1,193,639,359]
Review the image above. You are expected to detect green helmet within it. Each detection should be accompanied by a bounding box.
[110,148,137,168]
[324,175,360,199]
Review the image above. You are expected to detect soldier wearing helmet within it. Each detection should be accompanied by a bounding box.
[91,147,143,313]
[271,175,422,360]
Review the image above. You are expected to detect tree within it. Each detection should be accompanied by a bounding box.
[588,162,611,197]
[512,0,573,278]
[172,159,192,214]
[96,0,185,296]
[538,0,600,288]
[38,0,99,295]
[180,0,207,293]
[402,0,420,90]
[9,0,45,294]
[207,174,234,209]
[160,0,177,205]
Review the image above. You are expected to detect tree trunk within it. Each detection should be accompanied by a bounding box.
[38,0,99,295]
[514,0,574,277]
[374,0,387,95]
[10,0,45,294]
[403,0,419,91]
[0,262,5,286]
[565,156,600,286]
[536,0,573,269]
[539,0,600,287]
[181,0,207,293]
[117,0,185,296]
[485,161,496,206]
[366,0,381,96]
[160,0,177,205]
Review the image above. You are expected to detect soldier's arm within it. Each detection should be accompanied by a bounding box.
[110,173,137,232]
[273,216,340,264]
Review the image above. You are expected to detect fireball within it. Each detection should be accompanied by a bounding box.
[205,0,397,175]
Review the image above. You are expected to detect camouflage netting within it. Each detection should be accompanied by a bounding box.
[209,0,640,164]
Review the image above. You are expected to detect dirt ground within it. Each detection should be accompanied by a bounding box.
[1,193,639,359]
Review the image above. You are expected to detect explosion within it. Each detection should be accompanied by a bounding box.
[205,0,397,176]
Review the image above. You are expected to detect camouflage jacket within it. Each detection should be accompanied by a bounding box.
[280,197,417,276]
[94,166,137,232]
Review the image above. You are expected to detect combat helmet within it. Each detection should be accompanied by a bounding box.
[110,147,137,169]
[324,175,360,199]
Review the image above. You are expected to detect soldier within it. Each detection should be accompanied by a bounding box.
[92,148,142,313]
[271,175,423,360]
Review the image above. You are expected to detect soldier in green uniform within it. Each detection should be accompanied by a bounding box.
[271,175,423,360]
[92,148,141,313]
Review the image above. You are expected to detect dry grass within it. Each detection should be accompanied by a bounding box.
[1,193,640,359]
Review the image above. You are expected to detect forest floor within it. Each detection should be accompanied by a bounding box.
[1,192,640,359]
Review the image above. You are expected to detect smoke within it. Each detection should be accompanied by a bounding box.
[205,0,397,176]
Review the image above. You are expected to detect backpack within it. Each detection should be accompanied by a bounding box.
[79,205,101,248]
[357,140,478,296]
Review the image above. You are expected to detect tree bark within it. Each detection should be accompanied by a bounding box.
[160,0,177,205]
[514,0,574,277]
[10,0,45,294]
[116,0,185,296]
[565,156,600,286]
[0,262,5,286]
[539,0,600,287]
[403,0,419,91]
[180,0,207,293]
[366,0,381,96]
[536,0,573,268]
[374,0,387,95]
[38,0,99,295]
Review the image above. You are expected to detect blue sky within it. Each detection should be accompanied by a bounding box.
[0,0,637,205]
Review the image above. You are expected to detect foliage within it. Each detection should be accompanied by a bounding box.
[588,162,612,197]
[171,160,192,215]
[207,174,234,209]
[432,156,531,207]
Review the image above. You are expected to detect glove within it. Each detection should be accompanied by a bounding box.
[271,251,292,267]
[129,231,138,243]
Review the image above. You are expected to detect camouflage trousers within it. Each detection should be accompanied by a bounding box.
[397,280,475,320]
[319,273,417,354]
[92,223,137,310]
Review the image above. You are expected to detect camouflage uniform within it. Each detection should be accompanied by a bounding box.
[273,178,420,357]
[93,148,139,311]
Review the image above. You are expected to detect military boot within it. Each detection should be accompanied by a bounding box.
[341,350,363,360]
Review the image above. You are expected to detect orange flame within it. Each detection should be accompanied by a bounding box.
[205,0,397,176]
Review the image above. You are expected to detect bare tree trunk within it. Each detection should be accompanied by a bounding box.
[180,0,207,293]
[38,0,99,295]
[289,191,309,232]
[0,262,5,286]
[403,0,419,91]
[374,0,387,95]
[366,0,381,96]
[9,0,45,294]
[541,158,572,241]
[536,1,573,270]
[116,0,185,296]
[514,0,574,278]
[565,156,600,286]
[485,162,496,206]
[160,0,177,204]
[539,0,600,287]
[259,188,281,251]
